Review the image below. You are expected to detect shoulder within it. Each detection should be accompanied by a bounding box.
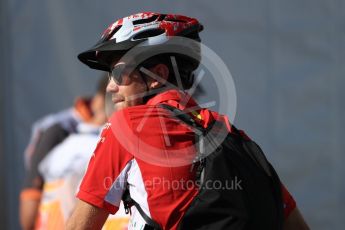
[109,105,171,131]
[115,105,164,118]
[32,123,70,154]
[45,123,69,135]
[95,121,136,158]
[40,123,70,144]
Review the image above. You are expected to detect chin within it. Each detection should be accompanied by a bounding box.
[113,102,127,111]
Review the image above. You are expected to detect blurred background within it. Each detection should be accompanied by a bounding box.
[0,0,344,229]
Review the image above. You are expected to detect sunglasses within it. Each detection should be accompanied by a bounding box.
[108,63,138,85]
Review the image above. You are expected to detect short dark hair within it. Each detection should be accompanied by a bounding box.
[140,54,197,90]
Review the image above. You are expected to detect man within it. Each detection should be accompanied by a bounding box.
[67,12,309,229]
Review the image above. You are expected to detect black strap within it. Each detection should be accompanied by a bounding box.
[132,199,162,230]
[122,189,162,230]
[159,103,208,181]
[159,104,205,133]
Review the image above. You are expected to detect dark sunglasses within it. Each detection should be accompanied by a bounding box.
[108,63,138,85]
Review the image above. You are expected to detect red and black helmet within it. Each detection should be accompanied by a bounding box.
[78,12,204,72]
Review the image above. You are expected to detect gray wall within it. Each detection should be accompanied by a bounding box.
[1,0,11,228]
[1,0,344,229]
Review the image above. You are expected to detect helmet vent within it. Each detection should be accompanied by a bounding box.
[133,15,159,25]
[107,25,122,40]
[133,29,165,40]
[158,14,167,21]
[165,18,186,23]
[97,25,122,45]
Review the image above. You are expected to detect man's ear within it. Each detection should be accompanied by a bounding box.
[148,64,169,89]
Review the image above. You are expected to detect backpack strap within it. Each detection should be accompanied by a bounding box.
[122,189,162,230]
[159,103,210,183]
[159,103,206,133]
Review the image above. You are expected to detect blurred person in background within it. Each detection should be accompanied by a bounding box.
[34,75,129,230]
[20,96,93,230]
[19,75,128,229]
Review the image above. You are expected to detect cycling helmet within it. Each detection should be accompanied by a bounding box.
[78,12,203,72]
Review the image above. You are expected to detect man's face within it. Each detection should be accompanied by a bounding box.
[106,62,148,111]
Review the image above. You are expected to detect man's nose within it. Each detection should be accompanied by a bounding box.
[106,78,119,93]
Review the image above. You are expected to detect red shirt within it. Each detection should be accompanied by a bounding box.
[77,89,296,229]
